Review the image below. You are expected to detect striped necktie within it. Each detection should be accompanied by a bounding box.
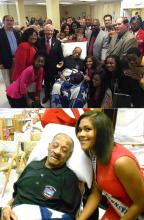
[46,39,51,55]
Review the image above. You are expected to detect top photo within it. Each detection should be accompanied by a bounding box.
[0,0,144,108]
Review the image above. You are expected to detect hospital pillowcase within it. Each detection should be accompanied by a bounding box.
[27,123,93,188]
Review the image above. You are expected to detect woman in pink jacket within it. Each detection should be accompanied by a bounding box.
[6,53,45,108]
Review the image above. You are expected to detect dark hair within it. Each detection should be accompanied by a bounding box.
[103,14,112,21]
[127,47,142,57]
[91,66,109,106]
[33,52,46,61]
[105,55,122,79]
[61,23,72,35]
[3,15,14,22]
[21,28,38,42]
[122,17,129,24]
[75,110,114,164]
[84,55,97,69]
[122,47,142,69]
[67,17,72,21]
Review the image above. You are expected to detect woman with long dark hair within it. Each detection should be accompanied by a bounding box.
[12,28,38,81]
[76,110,144,220]
[104,54,123,93]
[88,66,112,108]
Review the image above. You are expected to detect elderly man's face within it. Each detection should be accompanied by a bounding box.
[47,134,73,168]
[72,48,82,59]
[44,24,54,39]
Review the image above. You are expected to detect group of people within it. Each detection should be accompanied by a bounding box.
[1,109,144,220]
[0,13,144,107]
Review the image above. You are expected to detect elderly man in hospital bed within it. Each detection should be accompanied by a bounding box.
[1,133,82,220]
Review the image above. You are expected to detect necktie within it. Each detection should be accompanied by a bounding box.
[46,39,51,55]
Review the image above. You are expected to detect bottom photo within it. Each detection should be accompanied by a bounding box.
[0,108,144,220]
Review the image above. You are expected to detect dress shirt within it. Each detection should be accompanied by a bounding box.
[6,30,18,55]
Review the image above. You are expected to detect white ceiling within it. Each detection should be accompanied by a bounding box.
[0,0,120,5]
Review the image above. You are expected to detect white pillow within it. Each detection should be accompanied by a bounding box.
[12,204,69,220]
[114,109,144,144]
[61,41,87,60]
[27,124,93,188]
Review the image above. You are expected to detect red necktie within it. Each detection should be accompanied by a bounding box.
[45,39,51,55]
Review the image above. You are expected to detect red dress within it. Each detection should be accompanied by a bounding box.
[96,144,143,220]
[12,42,36,81]
[135,29,144,55]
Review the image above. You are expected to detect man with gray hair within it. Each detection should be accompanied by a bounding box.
[1,133,81,220]
[38,24,64,104]
[107,17,137,59]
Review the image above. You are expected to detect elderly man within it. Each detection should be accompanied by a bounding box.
[63,47,84,71]
[1,133,81,220]
[107,17,137,59]
[51,47,87,108]
[0,15,20,87]
[38,24,64,104]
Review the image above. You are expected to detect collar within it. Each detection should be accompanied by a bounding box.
[45,37,52,44]
[117,29,127,39]
[29,157,68,176]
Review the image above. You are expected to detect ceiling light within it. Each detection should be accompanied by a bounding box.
[79,0,96,1]
[60,2,73,4]
[37,2,46,5]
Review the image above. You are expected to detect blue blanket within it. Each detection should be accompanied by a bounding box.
[51,80,88,107]
[12,204,73,220]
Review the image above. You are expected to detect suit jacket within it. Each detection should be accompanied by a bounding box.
[0,27,20,69]
[38,36,64,80]
[86,29,109,61]
[107,30,137,58]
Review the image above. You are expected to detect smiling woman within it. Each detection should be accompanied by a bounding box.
[11,28,38,81]
[75,110,144,220]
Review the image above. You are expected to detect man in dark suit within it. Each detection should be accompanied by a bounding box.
[38,24,64,103]
[0,15,20,87]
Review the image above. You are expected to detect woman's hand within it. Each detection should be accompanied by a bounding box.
[84,74,90,81]
[1,206,18,220]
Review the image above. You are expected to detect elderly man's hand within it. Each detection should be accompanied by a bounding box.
[60,74,66,81]
[2,206,18,220]
[56,61,64,69]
